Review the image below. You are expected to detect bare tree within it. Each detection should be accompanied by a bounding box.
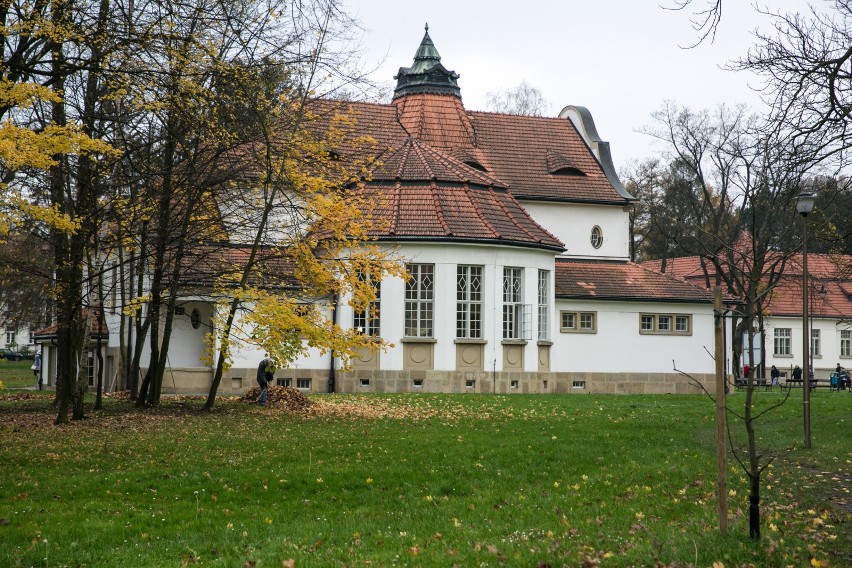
[734,1,852,173]
[485,81,550,116]
[644,101,812,540]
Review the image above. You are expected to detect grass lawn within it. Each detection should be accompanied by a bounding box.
[1,389,850,567]
[0,360,36,390]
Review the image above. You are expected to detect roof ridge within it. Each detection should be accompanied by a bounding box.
[464,185,500,239]
[429,181,450,234]
[390,182,401,235]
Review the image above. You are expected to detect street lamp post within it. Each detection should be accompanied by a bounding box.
[796,191,816,449]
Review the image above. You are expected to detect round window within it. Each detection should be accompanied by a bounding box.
[191,308,201,330]
[590,226,603,249]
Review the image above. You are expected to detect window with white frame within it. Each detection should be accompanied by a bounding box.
[639,314,691,335]
[354,272,381,336]
[774,328,792,356]
[811,329,821,357]
[560,311,596,333]
[5,330,14,345]
[538,270,549,340]
[842,330,852,357]
[590,226,603,249]
[405,263,434,337]
[456,265,483,339]
[503,267,524,339]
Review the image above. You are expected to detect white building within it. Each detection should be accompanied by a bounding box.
[36,27,719,395]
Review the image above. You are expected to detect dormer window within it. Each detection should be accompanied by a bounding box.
[590,226,603,249]
[551,166,585,176]
[546,149,585,177]
[463,160,488,172]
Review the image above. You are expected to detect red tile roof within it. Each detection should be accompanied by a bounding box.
[309,96,628,205]
[34,308,109,339]
[356,179,563,250]
[372,137,506,187]
[642,253,852,318]
[555,259,715,302]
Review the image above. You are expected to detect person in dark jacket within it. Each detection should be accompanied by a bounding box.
[257,355,274,405]
[792,365,802,382]
[770,365,780,386]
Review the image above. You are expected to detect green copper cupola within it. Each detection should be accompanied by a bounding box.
[393,24,461,99]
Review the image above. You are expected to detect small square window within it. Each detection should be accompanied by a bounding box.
[465,379,475,389]
[675,315,690,332]
[359,378,370,387]
[413,379,424,388]
[658,316,671,332]
[510,380,519,389]
[560,311,596,333]
[641,315,654,331]
[231,377,242,390]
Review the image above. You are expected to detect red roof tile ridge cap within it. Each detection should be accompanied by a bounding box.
[453,97,476,146]
[497,191,562,246]
[490,191,543,243]
[430,180,450,234]
[410,138,436,180]
[389,182,401,235]
[465,184,500,238]
[393,97,415,138]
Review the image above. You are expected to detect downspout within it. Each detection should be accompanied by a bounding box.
[327,294,337,393]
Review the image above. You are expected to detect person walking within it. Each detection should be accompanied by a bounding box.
[32,352,42,390]
[256,355,274,406]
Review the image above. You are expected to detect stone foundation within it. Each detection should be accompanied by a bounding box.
[113,367,715,396]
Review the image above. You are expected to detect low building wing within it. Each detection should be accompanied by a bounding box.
[556,259,715,303]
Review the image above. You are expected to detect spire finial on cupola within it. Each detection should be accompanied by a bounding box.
[393,25,461,99]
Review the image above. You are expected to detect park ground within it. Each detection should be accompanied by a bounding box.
[1,361,851,567]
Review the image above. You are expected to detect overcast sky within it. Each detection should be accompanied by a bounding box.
[343,0,809,173]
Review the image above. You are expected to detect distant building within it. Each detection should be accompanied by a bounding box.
[644,253,852,380]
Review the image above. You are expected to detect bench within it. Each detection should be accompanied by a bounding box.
[782,378,832,391]
[733,377,771,390]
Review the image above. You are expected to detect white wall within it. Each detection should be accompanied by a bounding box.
[337,242,556,373]
[762,316,851,378]
[521,201,630,260]
[551,299,716,375]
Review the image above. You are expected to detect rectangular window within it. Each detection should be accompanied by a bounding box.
[560,311,597,333]
[538,270,549,341]
[774,328,792,356]
[5,330,14,345]
[405,264,434,338]
[842,330,852,357]
[456,265,483,339]
[354,272,381,336]
[811,329,821,357]
[503,267,524,339]
[296,378,311,390]
[276,378,291,387]
[639,314,691,335]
